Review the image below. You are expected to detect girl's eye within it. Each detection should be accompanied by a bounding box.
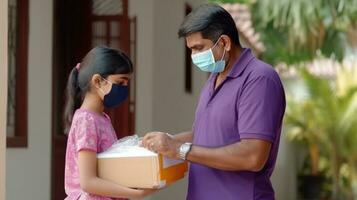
[116,80,128,86]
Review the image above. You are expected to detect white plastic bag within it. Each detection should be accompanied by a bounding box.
[112,134,141,147]
[97,135,156,159]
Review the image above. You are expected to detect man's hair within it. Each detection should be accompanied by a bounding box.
[178,4,240,46]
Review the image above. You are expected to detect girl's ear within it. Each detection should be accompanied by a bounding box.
[91,74,103,89]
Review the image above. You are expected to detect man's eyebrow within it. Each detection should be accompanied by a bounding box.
[190,44,203,49]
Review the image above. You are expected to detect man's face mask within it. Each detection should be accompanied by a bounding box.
[191,37,226,73]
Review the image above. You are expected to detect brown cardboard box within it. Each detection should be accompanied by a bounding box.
[97,146,188,189]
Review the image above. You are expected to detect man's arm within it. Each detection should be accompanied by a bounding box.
[186,139,271,171]
[172,131,193,143]
[141,132,271,172]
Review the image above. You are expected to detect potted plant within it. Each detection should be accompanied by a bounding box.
[286,66,357,200]
[335,65,357,199]
[285,94,328,199]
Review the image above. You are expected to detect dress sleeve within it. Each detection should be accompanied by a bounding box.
[73,113,98,152]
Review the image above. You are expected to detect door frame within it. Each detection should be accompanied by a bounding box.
[51,0,133,199]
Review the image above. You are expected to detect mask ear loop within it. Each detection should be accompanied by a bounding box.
[97,77,112,96]
[210,36,223,62]
[220,48,226,61]
[212,36,226,62]
[211,36,222,50]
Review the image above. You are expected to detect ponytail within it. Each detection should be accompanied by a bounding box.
[63,66,82,134]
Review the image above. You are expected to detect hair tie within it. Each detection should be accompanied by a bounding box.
[75,63,81,71]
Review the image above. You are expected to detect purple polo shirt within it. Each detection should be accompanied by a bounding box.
[187,48,286,200]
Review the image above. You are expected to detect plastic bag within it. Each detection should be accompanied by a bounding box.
[112,134,141,148]
[98,135,156,158]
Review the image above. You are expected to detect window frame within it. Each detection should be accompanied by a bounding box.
[6,0,29,148]
[185,4,193,94]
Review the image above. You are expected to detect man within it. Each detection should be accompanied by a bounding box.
[142,4,285,200]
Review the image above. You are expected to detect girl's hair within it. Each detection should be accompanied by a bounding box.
[63,46,133,134]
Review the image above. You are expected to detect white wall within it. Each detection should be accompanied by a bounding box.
[151,0,208,134]
[5,0,53,199]
[129,0,155,135]
[129,0,208,134]
[130,1,207,199]
[0,0,8,199]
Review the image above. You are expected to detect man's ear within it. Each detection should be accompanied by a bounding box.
[221,35,232,52]
[91,74,103,89]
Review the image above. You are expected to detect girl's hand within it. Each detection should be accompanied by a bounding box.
[131,188,158,199]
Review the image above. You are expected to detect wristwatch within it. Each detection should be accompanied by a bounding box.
[179,142,193,160]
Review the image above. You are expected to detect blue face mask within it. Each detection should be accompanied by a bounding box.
[101,78,129,108]
[191,37,226,73]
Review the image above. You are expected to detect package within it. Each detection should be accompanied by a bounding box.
[97,135,188,189]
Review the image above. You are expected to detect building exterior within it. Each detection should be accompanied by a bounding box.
[1,0,296,199]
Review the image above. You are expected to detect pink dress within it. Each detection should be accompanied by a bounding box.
[64,109,125,200]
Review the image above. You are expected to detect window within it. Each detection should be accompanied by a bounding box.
[89,0,135,137]
[7,0,29,147]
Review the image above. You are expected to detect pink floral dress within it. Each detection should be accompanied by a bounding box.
[64,109,125,200]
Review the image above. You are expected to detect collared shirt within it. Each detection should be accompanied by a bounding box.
[187,48,286,200]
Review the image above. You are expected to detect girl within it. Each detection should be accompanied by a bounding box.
[63,46,154,200]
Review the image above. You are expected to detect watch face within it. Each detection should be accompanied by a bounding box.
[180,143,190,160]
[181,144,189,152]
[180,144,185,152]
[181,144,185,152]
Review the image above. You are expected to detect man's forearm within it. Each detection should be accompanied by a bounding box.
[142,132,271,172]
[186,139,271,172]
[172,131,193,143]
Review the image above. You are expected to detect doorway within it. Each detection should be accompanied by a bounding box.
[51,0,136,199]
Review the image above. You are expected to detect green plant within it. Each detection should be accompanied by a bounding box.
[211,0,357,65]
[336,66,357,199]
[251,0,357,65]
[285,66,357,199]
[285,97,321,175]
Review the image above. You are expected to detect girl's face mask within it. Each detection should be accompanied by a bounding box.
[191,36,226,73]
[99,78,129,108]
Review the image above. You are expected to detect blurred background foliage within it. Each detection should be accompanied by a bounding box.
[211,0,357,65]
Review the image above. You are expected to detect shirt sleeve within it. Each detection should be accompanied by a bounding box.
[74,113,98,152]
[238,76,285,142]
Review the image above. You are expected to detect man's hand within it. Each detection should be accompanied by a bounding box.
[141,132,183,159]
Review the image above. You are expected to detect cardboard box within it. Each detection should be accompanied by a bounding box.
[97,146,188,189]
